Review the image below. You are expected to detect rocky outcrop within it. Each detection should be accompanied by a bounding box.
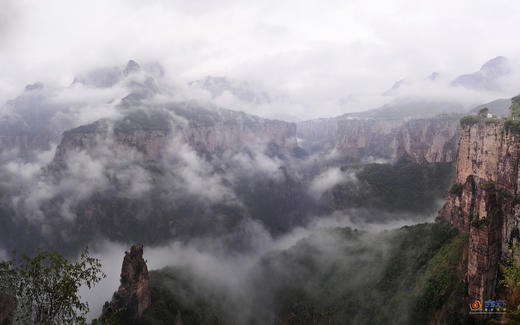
[335,118,404,161]
[395,117,460,164]
[297,115,460,164]
[53,106,297,163]
[439,105,520,301]
[97,244,151,323]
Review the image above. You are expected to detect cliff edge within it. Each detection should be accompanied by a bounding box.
[439,98,520,302]
[96,244,151,324]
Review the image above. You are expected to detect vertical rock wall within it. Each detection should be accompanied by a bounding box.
[439,114,520,301]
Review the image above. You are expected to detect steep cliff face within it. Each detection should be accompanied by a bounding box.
[439,114,520,302]
[297,116,460,164]
[296,118,338,154]
[54,106,297,163]
[38,105,307,249]
[395,117,460,164]
[98,244,151,323]
[335,119,404,160]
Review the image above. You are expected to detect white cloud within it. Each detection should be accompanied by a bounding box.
[162,137,236,203]
[1,0,520,118]
[309,167,357,198]
[81,207,436,321]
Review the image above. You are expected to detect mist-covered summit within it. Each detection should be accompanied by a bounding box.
[189,76,271,105]
[73,59,162,88]
[0,59,470,258]
[451,56,511,90]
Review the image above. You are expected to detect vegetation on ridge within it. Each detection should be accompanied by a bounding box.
[126,221,468,325]
[332,161,455,213]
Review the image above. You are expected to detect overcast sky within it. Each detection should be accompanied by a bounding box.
[1,0,520,117]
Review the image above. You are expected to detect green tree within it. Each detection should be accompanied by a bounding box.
[0,247,105,325]
[478,107,489,117]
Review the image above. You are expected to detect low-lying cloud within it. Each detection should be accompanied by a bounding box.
[309,167,358,199]
[82,206,436,321]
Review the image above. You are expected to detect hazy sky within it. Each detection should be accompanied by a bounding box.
[1,0,519,116]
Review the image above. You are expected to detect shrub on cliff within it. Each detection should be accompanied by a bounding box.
[449,183,464,196]
[500,243,520,317]
[478,107,489,117]
[481,179,495,190]
[505,118,520,133]
[484,117,500,124]
[460,115,482,126]
[471,214,489,227]
[511,96,520,118]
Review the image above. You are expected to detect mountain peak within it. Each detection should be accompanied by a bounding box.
[383,79,407,96]
[481,56,508,70]
[124,60,141,76]
[451,56,510,90]
[480,56,510,77]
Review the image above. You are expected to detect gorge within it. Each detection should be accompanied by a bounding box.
[0,60,518,325]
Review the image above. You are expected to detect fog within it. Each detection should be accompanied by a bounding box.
[309,167,358,199]
[0,54,463,323]
[2,0,520,119]
[0,1,517,323]
[82,208,436,321]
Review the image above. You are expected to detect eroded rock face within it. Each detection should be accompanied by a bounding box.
[99,244,151,323]
[395,117,460,164]
[335,119,404,161]
[53,106,297,163]
[439,116,520,301]
[297,116,460,164]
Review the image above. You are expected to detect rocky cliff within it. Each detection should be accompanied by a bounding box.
[334,118,404,161]
[297,115,460,164]
[439,103,520,302]
[394,117,460,164]
[54,105,297,163]
[97,244,151,324]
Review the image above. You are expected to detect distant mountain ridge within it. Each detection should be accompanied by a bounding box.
[451,56,511,91]
[189,76,271,105]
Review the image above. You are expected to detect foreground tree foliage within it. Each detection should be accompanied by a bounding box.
[0,247,105,325]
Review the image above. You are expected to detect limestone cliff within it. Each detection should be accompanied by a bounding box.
[53,105,297,163]
[334,118,404,161]
[297,115,460,164]
[395,117,460,164]
[296,117,338,154]
[97,244,151,323]
[439,104,520,302]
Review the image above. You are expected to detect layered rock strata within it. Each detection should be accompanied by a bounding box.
[439,105,520,301]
